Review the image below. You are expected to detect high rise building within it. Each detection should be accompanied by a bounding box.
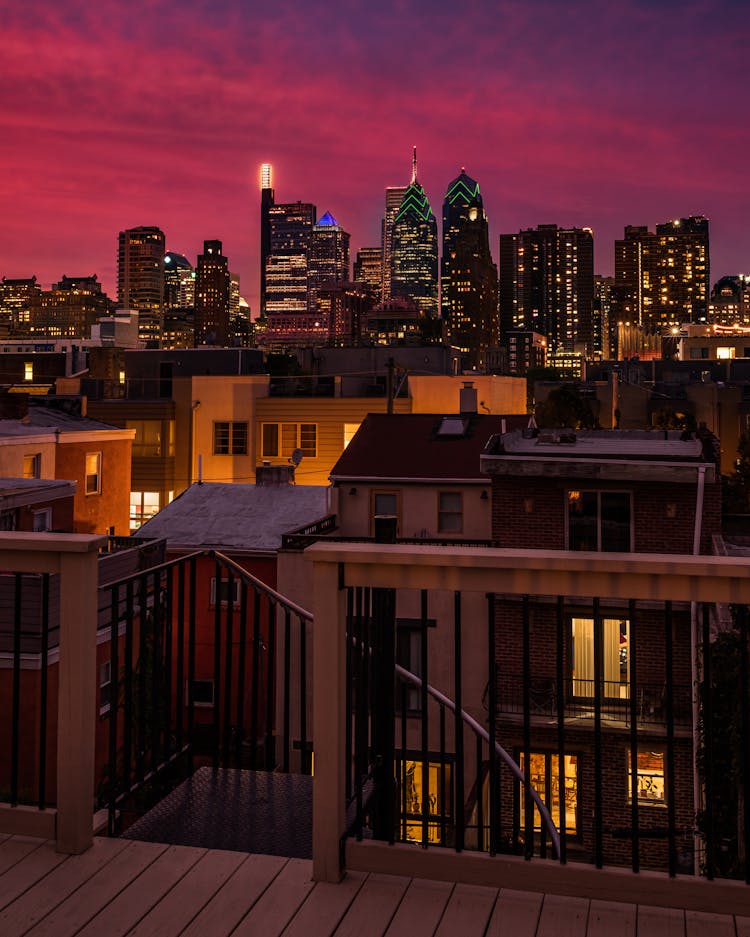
[614,216,709,328]
[708,275,750,327]
[593,275,615,358]
[265,200,316,316]
[259,163,274,318]
[37,275,113,338]
[194,240,231,346]
[390,149,438,318]
[499,224,594,353]
[441,169,498,370]
[381,186,408,301]
[353,247,383,304]
[0,277,42,338]
[117,226,165,345]
[307,212,350,313]
[163,253,193,310]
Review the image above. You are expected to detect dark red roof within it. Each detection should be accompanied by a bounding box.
[330,413,529,481]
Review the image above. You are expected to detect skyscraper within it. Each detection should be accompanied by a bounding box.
[614,216,709,327]
[194,240,231,346]
[499,224,594,353]
[117,226,165,344]
[441,169,498,369]
[381,186,408,302]
[259,163,274,318]
[353,247,383,304]
[390,149,438,318]
[307,211,350,313]
[265,200,316,316]
[163,252,193,310]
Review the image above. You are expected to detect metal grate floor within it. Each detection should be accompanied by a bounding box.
[121,766,313,858]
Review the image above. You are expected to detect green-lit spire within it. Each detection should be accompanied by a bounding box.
[445,169,482,207]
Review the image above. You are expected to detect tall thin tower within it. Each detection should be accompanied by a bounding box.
[259,163,274,318]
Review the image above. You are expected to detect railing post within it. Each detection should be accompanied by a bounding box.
[312,558,348,882]
[57,545,101,854]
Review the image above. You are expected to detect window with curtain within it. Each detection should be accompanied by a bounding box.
[571,617,629,699]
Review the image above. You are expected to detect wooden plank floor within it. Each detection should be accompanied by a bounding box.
[0,835,743,937]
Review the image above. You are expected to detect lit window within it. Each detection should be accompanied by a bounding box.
[85,452,101,495]
[519,752,578,836]
[396,758,452,844]
[343,422,360,448]
[24,361,33,381]
[23,453,41,479]
[628,749,666,806]
[437,492,462,533]
[571,617,629,699]
[129,491,160,531]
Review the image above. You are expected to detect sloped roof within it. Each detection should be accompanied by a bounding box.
[133,482,329,553]
[316,211,339,226]
[330,413,528,482]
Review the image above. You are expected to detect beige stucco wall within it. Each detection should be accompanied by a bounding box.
[0,436,56,478]
[335,481,492,541]
[408,375,527,416]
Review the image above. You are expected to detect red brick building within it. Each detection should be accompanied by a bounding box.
[480,427,721,870]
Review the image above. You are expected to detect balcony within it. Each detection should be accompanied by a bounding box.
[2,534,750,931]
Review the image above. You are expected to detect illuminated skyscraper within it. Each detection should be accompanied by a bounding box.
[117,226,165,344]
[307,212,350,313]
[163,252,193,310]
[614,216,709,327]
[194,240,231,346]
[353,247,383,304]
[259,163,274,317]
[499,225,594,353]
[441,169,498,369]
[265,200,316,318]
[381,185,408,301]
[390,149,438,318]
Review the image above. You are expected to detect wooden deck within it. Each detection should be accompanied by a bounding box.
[0,833,746,937]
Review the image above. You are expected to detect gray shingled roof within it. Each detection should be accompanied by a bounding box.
[133,482,329,553]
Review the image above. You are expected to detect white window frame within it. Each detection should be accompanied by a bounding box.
[209,576,242,607]
[261,422,317,458]
[32,508,52,532]
[85,452,102,495]
[23,452,41,479]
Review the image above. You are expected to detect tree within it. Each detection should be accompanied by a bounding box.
[652,406,697,433]
[535,384,599,430]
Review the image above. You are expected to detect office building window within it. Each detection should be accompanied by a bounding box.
[23,453,41,479]
[85,452,102,495]
[214,421,248,455]
[571,616,629,699]
[627,749,666,806]
[262,422,317,458]
[567,490,631,551]
[437,491,462,533]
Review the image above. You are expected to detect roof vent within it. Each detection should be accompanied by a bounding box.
[437,416,469,437]
[460,381,478,415]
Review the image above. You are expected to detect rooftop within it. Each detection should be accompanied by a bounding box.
[330,413,528,482]
[134,482,329,552]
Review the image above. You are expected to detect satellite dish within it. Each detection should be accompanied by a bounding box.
[290,448,304,467]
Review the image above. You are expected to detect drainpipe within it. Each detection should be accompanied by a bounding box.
[691,463,706,873]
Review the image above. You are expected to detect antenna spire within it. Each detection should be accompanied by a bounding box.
[411,146,417,185]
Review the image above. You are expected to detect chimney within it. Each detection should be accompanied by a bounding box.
[256,463,295,486]
[459,381,478,416]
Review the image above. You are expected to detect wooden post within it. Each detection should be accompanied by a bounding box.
[312,558,347,882]
[56,547,100,853]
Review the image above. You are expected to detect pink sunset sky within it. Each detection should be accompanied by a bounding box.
[2,0,748,314]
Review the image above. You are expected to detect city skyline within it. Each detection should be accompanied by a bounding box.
[2,0,748,315]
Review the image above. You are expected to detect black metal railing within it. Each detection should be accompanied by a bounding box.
[345,585,750,882]
[96,549,312,834]
[496,674,693,728]
[281,514,338,550]
[0,572,55,810]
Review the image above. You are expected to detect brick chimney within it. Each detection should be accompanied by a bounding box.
[255,462,295,486]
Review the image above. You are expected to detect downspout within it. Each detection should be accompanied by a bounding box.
[691,463,707,873]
